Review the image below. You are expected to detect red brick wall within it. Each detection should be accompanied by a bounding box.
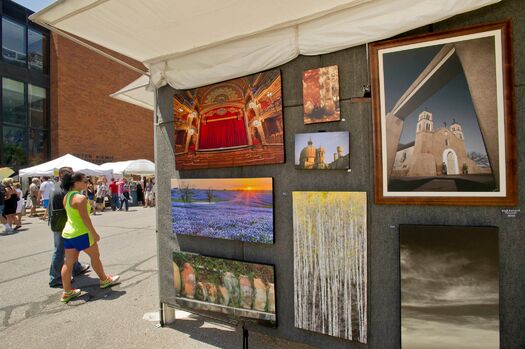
[50,33,154,164]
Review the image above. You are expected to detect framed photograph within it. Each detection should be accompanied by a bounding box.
[293,192,367,343]
[171,178,274,244]
[302,65,341,124]
[294,131,349,170]
[400,225,499,348]
[173,251,276,327]
[370,21,516,205]
[173,69,284,170]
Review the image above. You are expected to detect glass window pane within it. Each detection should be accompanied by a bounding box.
[2,18,26,66]
[28,129,47,165]
[28,29,47,71]
[3,126,27,166]
[2,78,27,125]
[29,84,47,128]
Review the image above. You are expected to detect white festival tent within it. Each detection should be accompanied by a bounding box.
[30,0,500,110]
[100,159,155,176]
[18,154,113,178]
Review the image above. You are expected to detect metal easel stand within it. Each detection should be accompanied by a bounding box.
[242,322,249,349]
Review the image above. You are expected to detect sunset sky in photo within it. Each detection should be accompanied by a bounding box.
[172,178,272,191]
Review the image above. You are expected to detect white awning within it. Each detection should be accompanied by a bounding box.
[31,0,499,91]
[100,159,155,176]
[19,154,113,177]
[110,75,154,111]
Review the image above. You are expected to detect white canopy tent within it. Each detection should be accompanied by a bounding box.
[30,0,499,94]
[19,153,113,177]
[100,159,155,176]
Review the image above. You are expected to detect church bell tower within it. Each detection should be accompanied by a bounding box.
[450,119,464,141]
[416,110,434,134]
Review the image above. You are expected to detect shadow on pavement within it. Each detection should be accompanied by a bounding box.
[165,315,315,349]
[166,316,240,348]
[70,275,127,302]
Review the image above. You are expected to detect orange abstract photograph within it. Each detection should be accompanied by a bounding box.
[302,65,341,124]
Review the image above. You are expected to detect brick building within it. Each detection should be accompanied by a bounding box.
[0,0,153,170]
[50,32,153,165]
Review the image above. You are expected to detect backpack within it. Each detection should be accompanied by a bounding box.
[49,183,68,232]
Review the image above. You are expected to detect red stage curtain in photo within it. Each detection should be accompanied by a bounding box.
[199,112,247,150]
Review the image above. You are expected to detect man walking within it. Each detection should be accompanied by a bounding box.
[29,178,40,217]
[48,167,90,288]
[109,178,119,211]
[39,176,53,220]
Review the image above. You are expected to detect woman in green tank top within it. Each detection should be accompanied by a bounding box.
[60,171,120,303]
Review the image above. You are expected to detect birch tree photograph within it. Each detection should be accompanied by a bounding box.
[293,192,367,343]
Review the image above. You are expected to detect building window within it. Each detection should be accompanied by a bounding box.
[2,77,26,125]
[28,29,47,71]
[28,128,48,165]
[3,125,27,166]
[29,84,47,128]
[445,138,449,146]
[2,79,49,166]
[2,17,26,66]
[426,123,430,131]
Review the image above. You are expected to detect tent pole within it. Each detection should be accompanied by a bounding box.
[152,87,165,328]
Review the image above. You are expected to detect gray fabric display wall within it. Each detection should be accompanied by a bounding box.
[155,1,524,348]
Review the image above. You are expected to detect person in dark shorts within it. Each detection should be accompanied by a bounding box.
[2,178,18,233]
[0,181,7,233]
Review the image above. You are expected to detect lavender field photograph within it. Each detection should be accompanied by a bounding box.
[171,178,273,244]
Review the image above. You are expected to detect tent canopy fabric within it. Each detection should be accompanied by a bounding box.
[18,154,112,177]
[100,159,155,176]
[30,0,499,91]
[110,75,153,111]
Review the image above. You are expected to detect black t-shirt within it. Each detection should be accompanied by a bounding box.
[0,185,5,205]
[49,182,66,213]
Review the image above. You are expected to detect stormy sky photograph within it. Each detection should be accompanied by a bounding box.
[400,226,499,349]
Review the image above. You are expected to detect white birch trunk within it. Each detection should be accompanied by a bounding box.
[293,192,367,343]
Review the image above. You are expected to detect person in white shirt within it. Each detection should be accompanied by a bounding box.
[14,182,24,229]
[39,177,54,220]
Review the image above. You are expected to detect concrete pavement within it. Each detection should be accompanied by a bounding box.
[0,207,313,349]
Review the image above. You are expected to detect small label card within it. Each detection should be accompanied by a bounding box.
[501,208,520,218]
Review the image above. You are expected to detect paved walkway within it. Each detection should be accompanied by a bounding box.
[0,207,313,349]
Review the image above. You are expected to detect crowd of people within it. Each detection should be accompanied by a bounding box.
[0,175,156,233]
[1,172,156,303]
[1,170,157,303]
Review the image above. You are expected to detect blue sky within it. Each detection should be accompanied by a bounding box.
[383,42,489,155]
[13,0,55,12]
